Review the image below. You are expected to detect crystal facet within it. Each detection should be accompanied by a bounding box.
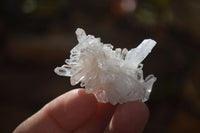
[54,28,157,105]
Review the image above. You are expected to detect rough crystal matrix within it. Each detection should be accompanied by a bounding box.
[55,28,157,105]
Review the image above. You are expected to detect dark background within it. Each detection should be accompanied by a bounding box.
[1,0,200,132]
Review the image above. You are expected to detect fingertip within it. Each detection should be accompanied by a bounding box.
[106,101,149,133]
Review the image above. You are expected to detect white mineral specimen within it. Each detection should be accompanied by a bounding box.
[55,28,157,105]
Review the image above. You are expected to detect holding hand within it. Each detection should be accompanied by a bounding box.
[14,89,149,133]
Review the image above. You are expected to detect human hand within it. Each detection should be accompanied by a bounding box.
[14,89,149,133]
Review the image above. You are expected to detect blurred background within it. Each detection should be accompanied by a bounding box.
[1,0,200,132]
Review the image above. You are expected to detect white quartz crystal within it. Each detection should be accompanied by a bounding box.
[55,28,157,105]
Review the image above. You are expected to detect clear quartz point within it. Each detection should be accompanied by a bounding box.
[54,28,157,105]
[125,39,156,68]
[54,66,72,77]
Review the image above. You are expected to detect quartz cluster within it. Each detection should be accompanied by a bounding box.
[55,28,157,105]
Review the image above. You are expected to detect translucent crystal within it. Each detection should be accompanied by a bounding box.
[54,28,157,105]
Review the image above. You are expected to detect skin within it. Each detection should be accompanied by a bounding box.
[14,89,149,133]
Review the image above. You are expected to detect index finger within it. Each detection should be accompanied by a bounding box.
[14,89,98,133]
